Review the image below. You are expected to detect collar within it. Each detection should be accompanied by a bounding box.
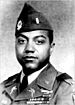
[36,63,58,90]
[14,63,59,101]
[20,64,48,84]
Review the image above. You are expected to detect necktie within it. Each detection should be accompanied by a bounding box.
[20,76,28,92]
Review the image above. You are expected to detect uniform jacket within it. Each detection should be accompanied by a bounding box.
[0,63,74,105]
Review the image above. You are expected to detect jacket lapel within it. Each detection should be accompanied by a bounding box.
[14,79,42,101]
[36,64,58,90]
[3,72,21,100]
[14,63,58,101]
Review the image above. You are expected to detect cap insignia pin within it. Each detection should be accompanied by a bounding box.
[17,20,22,30]
[36,18,39,24]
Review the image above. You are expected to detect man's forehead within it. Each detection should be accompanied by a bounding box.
[18,30,49,38]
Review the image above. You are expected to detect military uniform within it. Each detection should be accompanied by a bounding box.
[0,63,74,105]
[0,2,74,105]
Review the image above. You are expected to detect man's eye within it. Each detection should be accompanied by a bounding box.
[17,39,26,44]
[35,40,45,45]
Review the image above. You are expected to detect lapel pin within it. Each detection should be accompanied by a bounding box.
[28,88,35,98]
[45,80,49,84]
[10,86,17,95]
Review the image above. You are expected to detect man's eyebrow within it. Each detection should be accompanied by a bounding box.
[18,34,28,40]
[34,35,46,39]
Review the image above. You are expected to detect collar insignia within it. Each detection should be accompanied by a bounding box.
[10,86,17,95]
[45,80,49,85]
[28,88,35,98]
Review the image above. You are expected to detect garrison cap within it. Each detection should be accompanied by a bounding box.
[15,3,53,37]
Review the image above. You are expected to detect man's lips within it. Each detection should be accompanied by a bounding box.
[22,56,38,60]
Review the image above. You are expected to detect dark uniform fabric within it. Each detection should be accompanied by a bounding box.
[0,63,74,105]
[0,2,74,105]
[15,3,53,42]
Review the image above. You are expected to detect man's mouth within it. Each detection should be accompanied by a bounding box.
[22,56,38,61]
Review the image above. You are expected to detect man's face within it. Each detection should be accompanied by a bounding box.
[15,30,53,75]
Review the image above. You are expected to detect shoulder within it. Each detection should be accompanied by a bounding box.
[57,72,73,85]
[0,72,21,88]
[56,72,74,96]
[55,73,75,104]
[50,64,73,85]
[48,64,73,87]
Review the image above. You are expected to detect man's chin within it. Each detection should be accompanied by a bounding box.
[23,63,39,75]
[25,63,38,69]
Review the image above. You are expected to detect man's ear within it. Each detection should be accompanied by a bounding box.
[50,43,55,55]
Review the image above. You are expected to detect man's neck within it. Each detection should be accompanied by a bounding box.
[20,63,49,84]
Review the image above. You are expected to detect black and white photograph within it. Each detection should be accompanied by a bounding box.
[0,0,75,104]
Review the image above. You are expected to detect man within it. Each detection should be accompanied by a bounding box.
[0,2,74,105]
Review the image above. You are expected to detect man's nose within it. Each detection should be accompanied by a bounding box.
[25,42,35,53]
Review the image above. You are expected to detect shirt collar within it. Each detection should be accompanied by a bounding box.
[20,64,48,84]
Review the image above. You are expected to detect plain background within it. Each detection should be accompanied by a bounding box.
[0,0,75,82]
